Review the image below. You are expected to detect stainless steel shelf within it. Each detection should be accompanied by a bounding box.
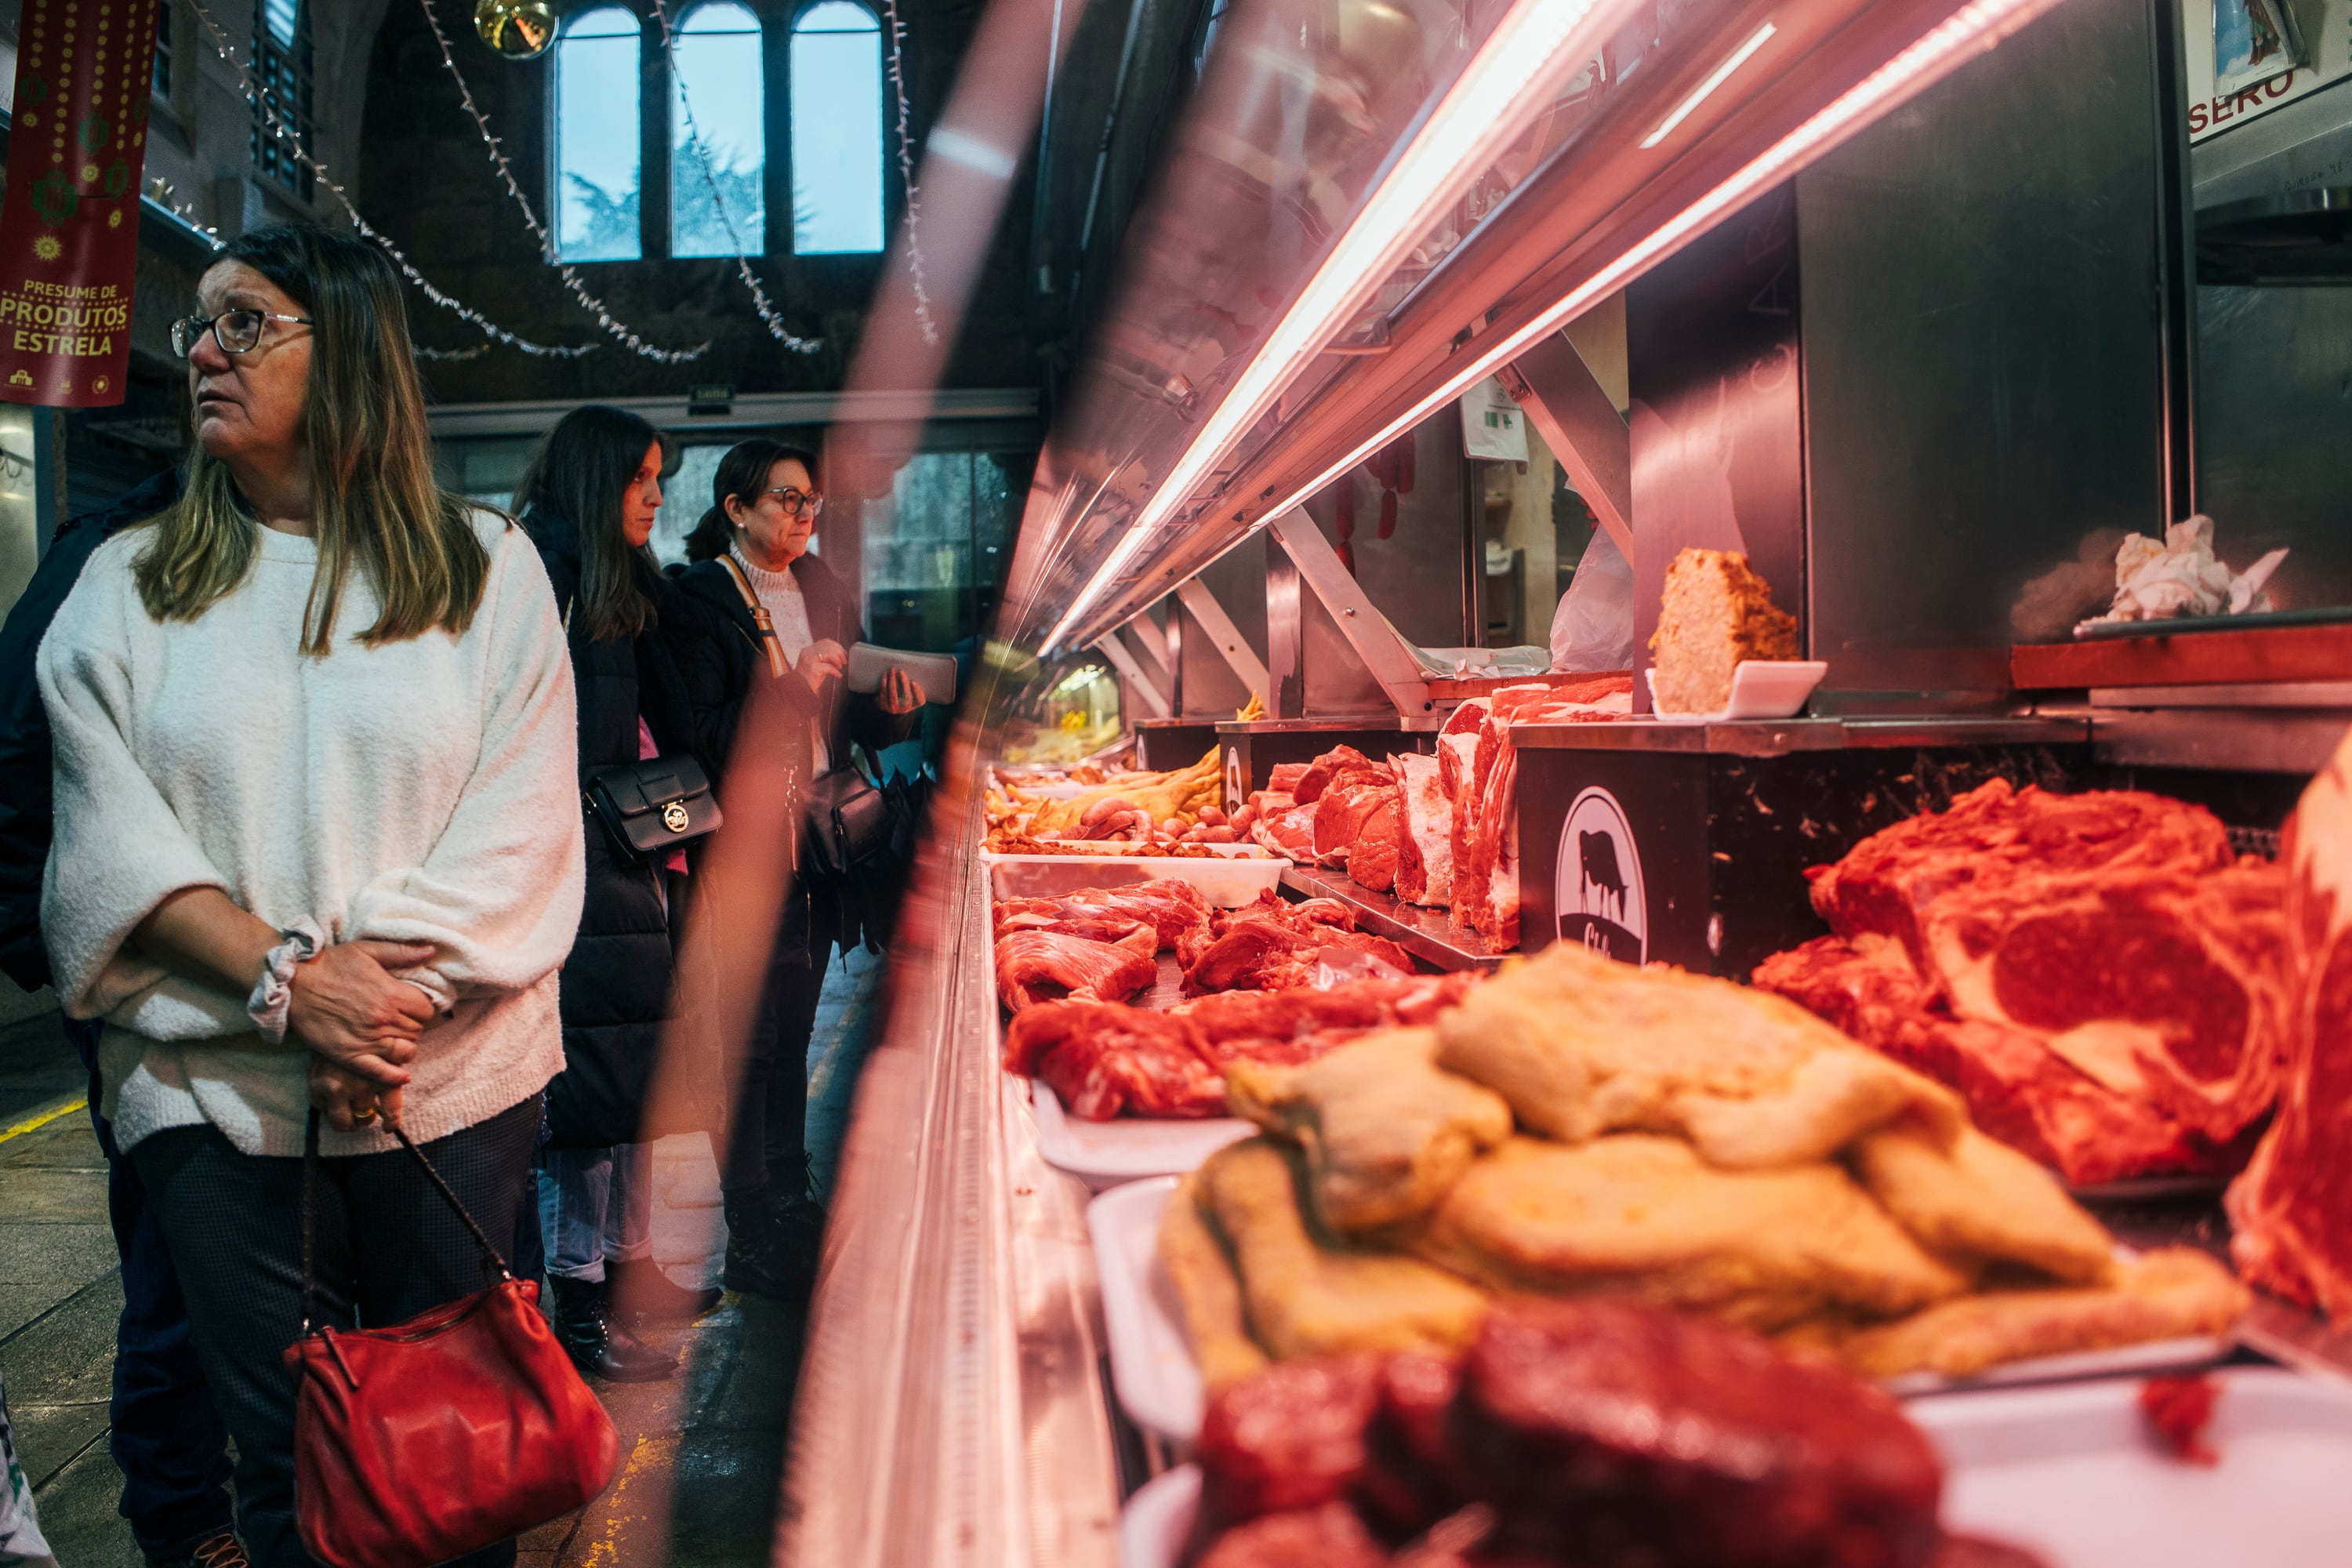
[1280,866,1512,971]
[1509,714,2090,756]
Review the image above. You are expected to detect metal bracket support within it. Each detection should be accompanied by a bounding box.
[1094,630,1171,720]
[1174,578,1271,702]
[1499,332,1635,564]
[1263,510,1436,718]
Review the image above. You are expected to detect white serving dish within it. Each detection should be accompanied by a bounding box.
[984,848,1289,906]
[1088,1181,2234,1445]
[1880,1336,2231,1398]
[1918,1369,2352,1565]
[1032,1082,1253,1190]
[1119,1369,2352,1568]
[1646,659,1828,722]
[1088,1178,1207,1445]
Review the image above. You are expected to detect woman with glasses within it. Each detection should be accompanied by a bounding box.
[38,226,582,1567]
[513,406,733,1382]
[678,440,922,1305]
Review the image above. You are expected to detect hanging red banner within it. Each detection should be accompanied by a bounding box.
[0,0,164,408]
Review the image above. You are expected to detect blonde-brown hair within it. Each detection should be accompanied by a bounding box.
[133,225,488,655]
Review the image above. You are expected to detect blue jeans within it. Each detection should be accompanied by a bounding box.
[536,1144,652,1283]
[66,1018,236,1561]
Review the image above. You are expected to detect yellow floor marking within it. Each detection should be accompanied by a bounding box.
[0,1097,87,1147]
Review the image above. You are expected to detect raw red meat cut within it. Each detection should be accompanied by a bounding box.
[1266,762,1310,797]
[1191,1505,1391,1568]
[1751,935,2247,1187]
[1763,779,2289,1183]
[1392,755,1453,909]
[992,930,1156,1014]
[1196,1356,1382,1523]
[2137,1374,2220,1465]
[1181,892,1415,995]
[999,999,1225,1117]
[1250,797,1318,862]
[1296,746,1377,804]
[2228,739,2352,1323]
[1313,775,1399,871]
[1174,974,1477,1069]
[991,879,1209,950]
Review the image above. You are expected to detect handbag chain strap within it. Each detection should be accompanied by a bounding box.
[300,1109,517,1339]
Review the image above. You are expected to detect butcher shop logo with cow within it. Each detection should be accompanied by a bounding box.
[1556,787,1646,965]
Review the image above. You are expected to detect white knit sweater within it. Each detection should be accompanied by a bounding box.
[38,511,584,1157]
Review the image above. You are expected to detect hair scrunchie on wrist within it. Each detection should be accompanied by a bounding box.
[248,917,329,1044]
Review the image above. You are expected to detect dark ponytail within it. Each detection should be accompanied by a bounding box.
[514,405,673,641]
[684,437,820,563]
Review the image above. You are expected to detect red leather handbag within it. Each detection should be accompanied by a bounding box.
[282,1113,620,1568]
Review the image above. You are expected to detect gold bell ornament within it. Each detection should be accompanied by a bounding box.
[474,0,557,60]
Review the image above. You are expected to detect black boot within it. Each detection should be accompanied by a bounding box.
[550,1273,677,1382]
[608,1254,724,1328]
[724,1192,818,1305]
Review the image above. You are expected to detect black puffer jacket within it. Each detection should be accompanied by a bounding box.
[0,469,183,993]
[523,507,730,1148]
[677,548,916,961]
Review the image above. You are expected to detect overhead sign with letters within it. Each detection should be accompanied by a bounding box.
[2183,0,2352,143]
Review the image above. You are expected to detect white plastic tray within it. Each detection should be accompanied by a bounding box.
[1032,1081,1253,1189]
[1088,1185,2233,1445]
[984,848,1289,906]
[1647,659,1828,722]
[1118,1369,2352,1568]
[1088,1178,1207,1445]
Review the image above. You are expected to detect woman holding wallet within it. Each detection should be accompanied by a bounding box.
[680,439,922,1304]
[514,406,732,1377]
[38,224,581,1568]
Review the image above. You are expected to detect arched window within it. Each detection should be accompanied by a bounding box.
[251,0,313,199]
[554,7,644,262]
[790,1,885,255]
[671,2,768,258]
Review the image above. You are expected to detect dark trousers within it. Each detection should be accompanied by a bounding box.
[721,944,829,1207]
[64,1017,237,1562]
[130,1098,542,1568]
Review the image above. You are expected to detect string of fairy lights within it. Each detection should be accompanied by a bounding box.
[648,0,822,355]
[183,0,626,358]
[879,0,941,347]
[406,0,721,362]
[184,0,933,363]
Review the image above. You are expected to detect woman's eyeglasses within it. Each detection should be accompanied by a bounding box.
[169,309,313,359]
[765,488,824,519]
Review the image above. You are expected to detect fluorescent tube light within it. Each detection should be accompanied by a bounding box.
[1040,0,1646,655]
[1640,23,1777,148]
[1254,0,2069,539]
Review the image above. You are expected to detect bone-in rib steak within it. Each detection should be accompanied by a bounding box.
[1759,780,2288,1185]
[2229,735,2352,1323]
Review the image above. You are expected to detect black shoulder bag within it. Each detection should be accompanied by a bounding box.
[715,556,893,878]
[566,597,724,862]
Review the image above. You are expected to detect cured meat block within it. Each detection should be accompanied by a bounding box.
[1649,547,1801,715]
[1000,999,1225,1118]
[2229,731,2352,1323]
[1766,779,2289,1181]
[1457,1300,1942,1568]
[1185,1301,1948,1568]
[992,930,1156,1014]
[1391,754,1453,909]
